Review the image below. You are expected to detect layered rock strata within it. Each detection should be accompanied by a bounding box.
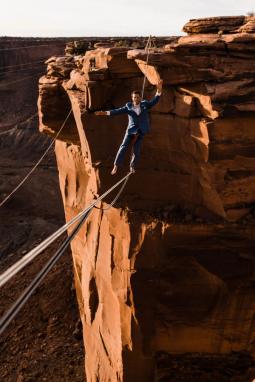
[0,38,70,132]
[38,16,255,381]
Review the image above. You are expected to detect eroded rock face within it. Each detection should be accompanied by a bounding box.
[183,15,255,34]
[0,38,70,132]
[38,17,255,381]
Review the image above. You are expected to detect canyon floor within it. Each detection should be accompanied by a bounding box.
[0,145,85,381]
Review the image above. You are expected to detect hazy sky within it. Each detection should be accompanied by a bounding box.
[1,0,254,37]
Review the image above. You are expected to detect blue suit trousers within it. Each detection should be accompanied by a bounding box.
[114,131,144,168]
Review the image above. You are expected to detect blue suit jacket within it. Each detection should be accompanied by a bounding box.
[109,94,160,135]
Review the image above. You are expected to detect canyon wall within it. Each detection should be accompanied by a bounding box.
[38,17,255,381]
[0,38,70,131]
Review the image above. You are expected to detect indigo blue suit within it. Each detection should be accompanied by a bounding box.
[109,94,161,168]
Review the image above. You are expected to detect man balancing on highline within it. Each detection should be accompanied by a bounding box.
[95,79,163,175]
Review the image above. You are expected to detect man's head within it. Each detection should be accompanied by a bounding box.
[131,90,142,105]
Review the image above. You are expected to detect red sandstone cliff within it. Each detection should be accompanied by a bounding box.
[38,17,255,381]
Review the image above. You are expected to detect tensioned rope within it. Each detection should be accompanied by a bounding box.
[0,169,132,335]
[0,35,153,276]
[0,36,156,207]
[0,171,131,288]
[93,173,130,211]
[0,109,72,208]
[141,35,152,99]
[0,43,151,205]
[129,35,153,165]
[93,37,153,209]
[0,127,16,136]
[0,36,155,334]
[0,208,92,335]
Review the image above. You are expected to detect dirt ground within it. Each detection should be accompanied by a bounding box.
[156,351,255,382]
[0,133,86,381]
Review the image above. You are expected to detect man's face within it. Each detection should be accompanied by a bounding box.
[132,93,142,105]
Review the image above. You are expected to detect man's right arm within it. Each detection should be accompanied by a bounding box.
[95,106,128,116]
[94,111,107,116]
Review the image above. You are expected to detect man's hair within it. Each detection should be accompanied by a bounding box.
[131,90,141,96]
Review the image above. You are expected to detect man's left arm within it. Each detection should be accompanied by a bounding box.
[146,79,163,108]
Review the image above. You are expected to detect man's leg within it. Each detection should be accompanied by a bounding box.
[130,134,144,172]
[112,133,132,174]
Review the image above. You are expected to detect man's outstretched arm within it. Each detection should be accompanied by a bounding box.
[94,105,128,116]
[146,79,163,108]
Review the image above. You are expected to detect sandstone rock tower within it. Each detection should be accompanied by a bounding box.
[38,16,255,381]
